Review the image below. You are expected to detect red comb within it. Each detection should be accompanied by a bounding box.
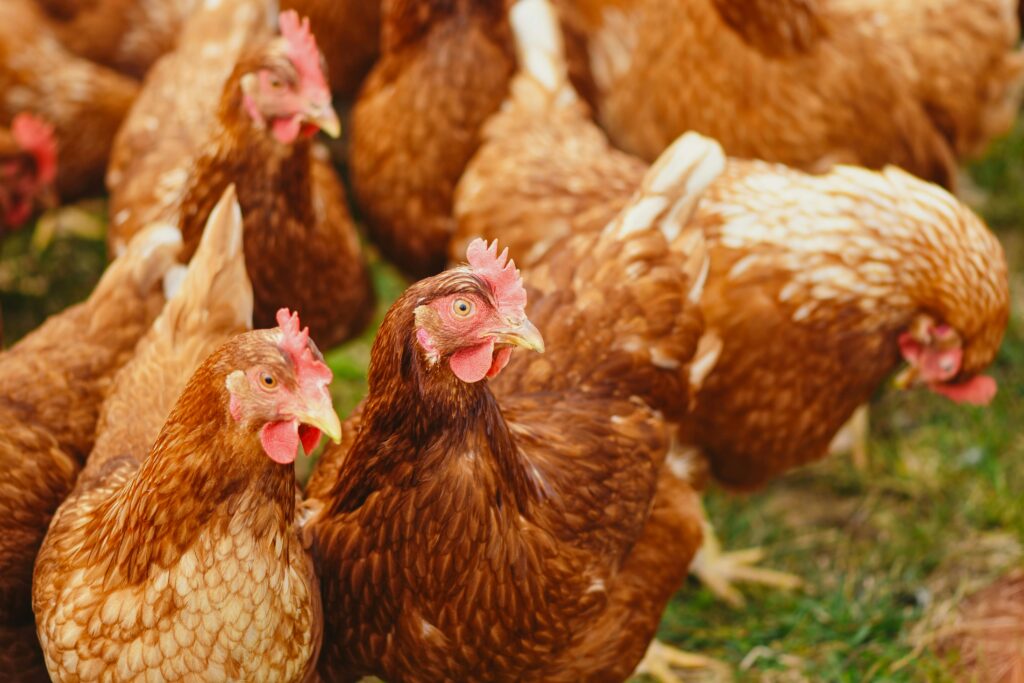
[278,11,328,96]
[466,239,527,314]
[276,308,332,390]
[11,113,57,185]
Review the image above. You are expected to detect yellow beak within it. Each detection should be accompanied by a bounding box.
[491,318,545,354]
[298,393,342,444]
[307,101,341,138]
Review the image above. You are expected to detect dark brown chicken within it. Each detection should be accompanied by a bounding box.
[349,0,515,277]
[308,117,727,679]
[108,1,373,348]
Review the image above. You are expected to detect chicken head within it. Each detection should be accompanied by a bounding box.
[226,308,341,464]
[414,238,544,383]
[240,10,340,144]
[0,113,57,229]
[896,313,998,406]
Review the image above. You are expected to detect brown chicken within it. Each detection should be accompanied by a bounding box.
[453,0,1010,605]
[308,109,728,679]
[557,0,1024,187]
[0,222,182,677]
[349,0,515,277]
[1,0,139,200]
[281,0,381,97]
[0,114,57,233]
[34,191,337,681]
[934,569,1024,682]
[35,0,200,79]
[39,0,375,95]
[107,1,373,348]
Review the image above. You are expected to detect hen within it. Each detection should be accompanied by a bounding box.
[1,0,139,200]
[107,1,373,348]
[349,0,515,277]
[453,0,1010,605]
[0,222,182,676]
[281,0,381,97]
[934,569,1024,683]
[557,0,1024,188]
[0,114,57,233]
[34,0,199,79]
[34,190,337,681]
[308,114,727,680]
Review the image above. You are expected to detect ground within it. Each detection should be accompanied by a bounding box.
[5,120,1022,681]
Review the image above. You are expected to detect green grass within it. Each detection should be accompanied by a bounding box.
[4,119,1023,682]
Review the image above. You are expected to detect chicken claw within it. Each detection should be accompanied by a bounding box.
[633,639,732,683]
[690,515,802,609]
[828,404,870,471]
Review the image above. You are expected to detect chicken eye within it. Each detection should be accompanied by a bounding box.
[452,298,473,317]
[268,75,283,89]
[260,372,278,389]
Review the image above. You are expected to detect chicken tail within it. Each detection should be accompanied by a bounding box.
[604,131,726,306]
[100,222,183,299]
[509,0,577,108]
[161,184,253,336]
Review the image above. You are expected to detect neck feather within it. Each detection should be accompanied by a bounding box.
[87,360,297,584]
[327,286,540,517]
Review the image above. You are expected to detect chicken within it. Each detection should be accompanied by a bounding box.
[107,1,373,349]
[34,0,200,80]
[308,96,727,680]
[0,114,57,233]
[1,0,139,200]
[349,0,515,277]
[453,0,1010,605]
[454,0,1007,610]
[557,0,1024,188]
[934,569,1024,682]
[454,0,1007,491]
[281,0,381,97]
[0,222,182,675]
[87,185,254,485]
[34,189,337,681]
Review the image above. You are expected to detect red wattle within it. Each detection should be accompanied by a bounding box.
[930,375,998,406]
[450,340,496,383]
[260,420,299,464]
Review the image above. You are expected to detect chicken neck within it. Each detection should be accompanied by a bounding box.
[326,284,543,520]
[83,358,298,584]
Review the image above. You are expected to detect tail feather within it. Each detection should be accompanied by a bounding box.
[96,222,182,300]
[509,0,577,107]
[604,132,725,300]
[161,184,253,338]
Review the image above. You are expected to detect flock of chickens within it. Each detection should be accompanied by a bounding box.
[0,0,1021,680]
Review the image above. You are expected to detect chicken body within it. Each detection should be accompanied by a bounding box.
[349,0,515,277]
[309,112,723,678]
[453,0,1010,491]
[561,0,1024,187]
[34,197,323,680]
[0,223,181,675]
[0,0,139,199]
[107,0,373,348]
